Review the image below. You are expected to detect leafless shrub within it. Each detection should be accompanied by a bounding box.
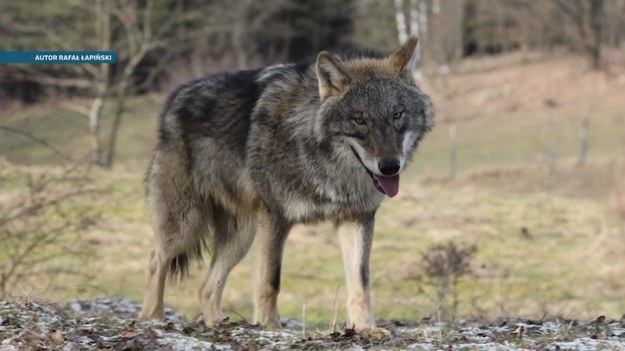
[0,163,101,297]
[413,241,477,321]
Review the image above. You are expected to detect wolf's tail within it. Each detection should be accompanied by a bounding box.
[166,198,255,281]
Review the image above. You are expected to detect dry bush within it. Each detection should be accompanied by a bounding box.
[411,241,477,321]
[0,163,101,297]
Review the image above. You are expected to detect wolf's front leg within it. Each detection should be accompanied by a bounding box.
[338,215,378,331]
[253,214,291,329]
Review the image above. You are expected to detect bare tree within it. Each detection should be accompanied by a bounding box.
[428,0,465,64]
[551,0,605,68]
[3,0,195,167]
[104,0,179,168]
[7,0,109,165]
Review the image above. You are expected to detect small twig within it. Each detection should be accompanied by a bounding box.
[436,303,443,341]
[224,308,248,323]
[329,285,341,333]
[302,299,306,337]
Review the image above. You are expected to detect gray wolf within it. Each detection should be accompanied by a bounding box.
[139,36,433,333]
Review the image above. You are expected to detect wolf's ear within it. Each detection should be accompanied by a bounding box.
[388,36,419,82]
[315,51,351,101]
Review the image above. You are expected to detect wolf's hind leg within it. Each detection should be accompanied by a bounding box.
[253,214,291,329]
[139,198,207,320]
[139,248,171,320]
[199,209,256,326]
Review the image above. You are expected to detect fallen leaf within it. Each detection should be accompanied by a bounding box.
[50,329,65,344]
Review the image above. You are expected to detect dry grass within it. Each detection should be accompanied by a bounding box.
[14,166,619,326]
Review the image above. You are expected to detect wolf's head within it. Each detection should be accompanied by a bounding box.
[314,37,433,198]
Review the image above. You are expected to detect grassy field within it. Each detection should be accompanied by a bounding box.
[1,51,624,327]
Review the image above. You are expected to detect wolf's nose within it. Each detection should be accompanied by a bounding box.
[378,158,400,176]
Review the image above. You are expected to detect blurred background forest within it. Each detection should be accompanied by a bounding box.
[1,0,625,325]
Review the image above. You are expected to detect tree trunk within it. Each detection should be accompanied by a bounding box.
[233,0,251,68]
[589,0,604,69]
[577,117,590,167]
[409,0,421,63]
[104,87,128,168]
[419,0,428,36]
[104,43,148,168]
[88,96,104,166]
[449,124,457,179]
[89,0,111,167]
[394,0,408,44]
[455,0,465,60]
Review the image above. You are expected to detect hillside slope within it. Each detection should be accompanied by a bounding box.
[0,51,624,326]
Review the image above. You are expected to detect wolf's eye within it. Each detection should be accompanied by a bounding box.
[393,111,403,120]
[353,117,365,125]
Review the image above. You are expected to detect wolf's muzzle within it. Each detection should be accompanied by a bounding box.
[378,158,400,176]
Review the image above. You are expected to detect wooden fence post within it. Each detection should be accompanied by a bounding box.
[449,124,457,179]
[577,117,589,167]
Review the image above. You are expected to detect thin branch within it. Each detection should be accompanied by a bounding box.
[0,188,97,226]
[0,126,71,163]
[10,70,94,88]
[112,2,139,56]
[143,0,153,41]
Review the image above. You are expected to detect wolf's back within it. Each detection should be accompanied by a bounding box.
[156,69,263,158]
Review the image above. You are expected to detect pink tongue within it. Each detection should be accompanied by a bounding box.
[374,174,400,197]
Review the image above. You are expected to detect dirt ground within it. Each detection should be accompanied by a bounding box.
[2,297,625,351]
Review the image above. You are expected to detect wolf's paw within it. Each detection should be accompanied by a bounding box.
[264,323,283,331]
[257,318,283,331]
[138,310,164,321]
[359,327,391,339]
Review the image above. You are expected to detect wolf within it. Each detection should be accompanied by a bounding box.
[138,36,433,333]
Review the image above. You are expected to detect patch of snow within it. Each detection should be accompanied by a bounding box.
[64,296,185,323]
[280,316,304,329]
[154,330,221,351]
